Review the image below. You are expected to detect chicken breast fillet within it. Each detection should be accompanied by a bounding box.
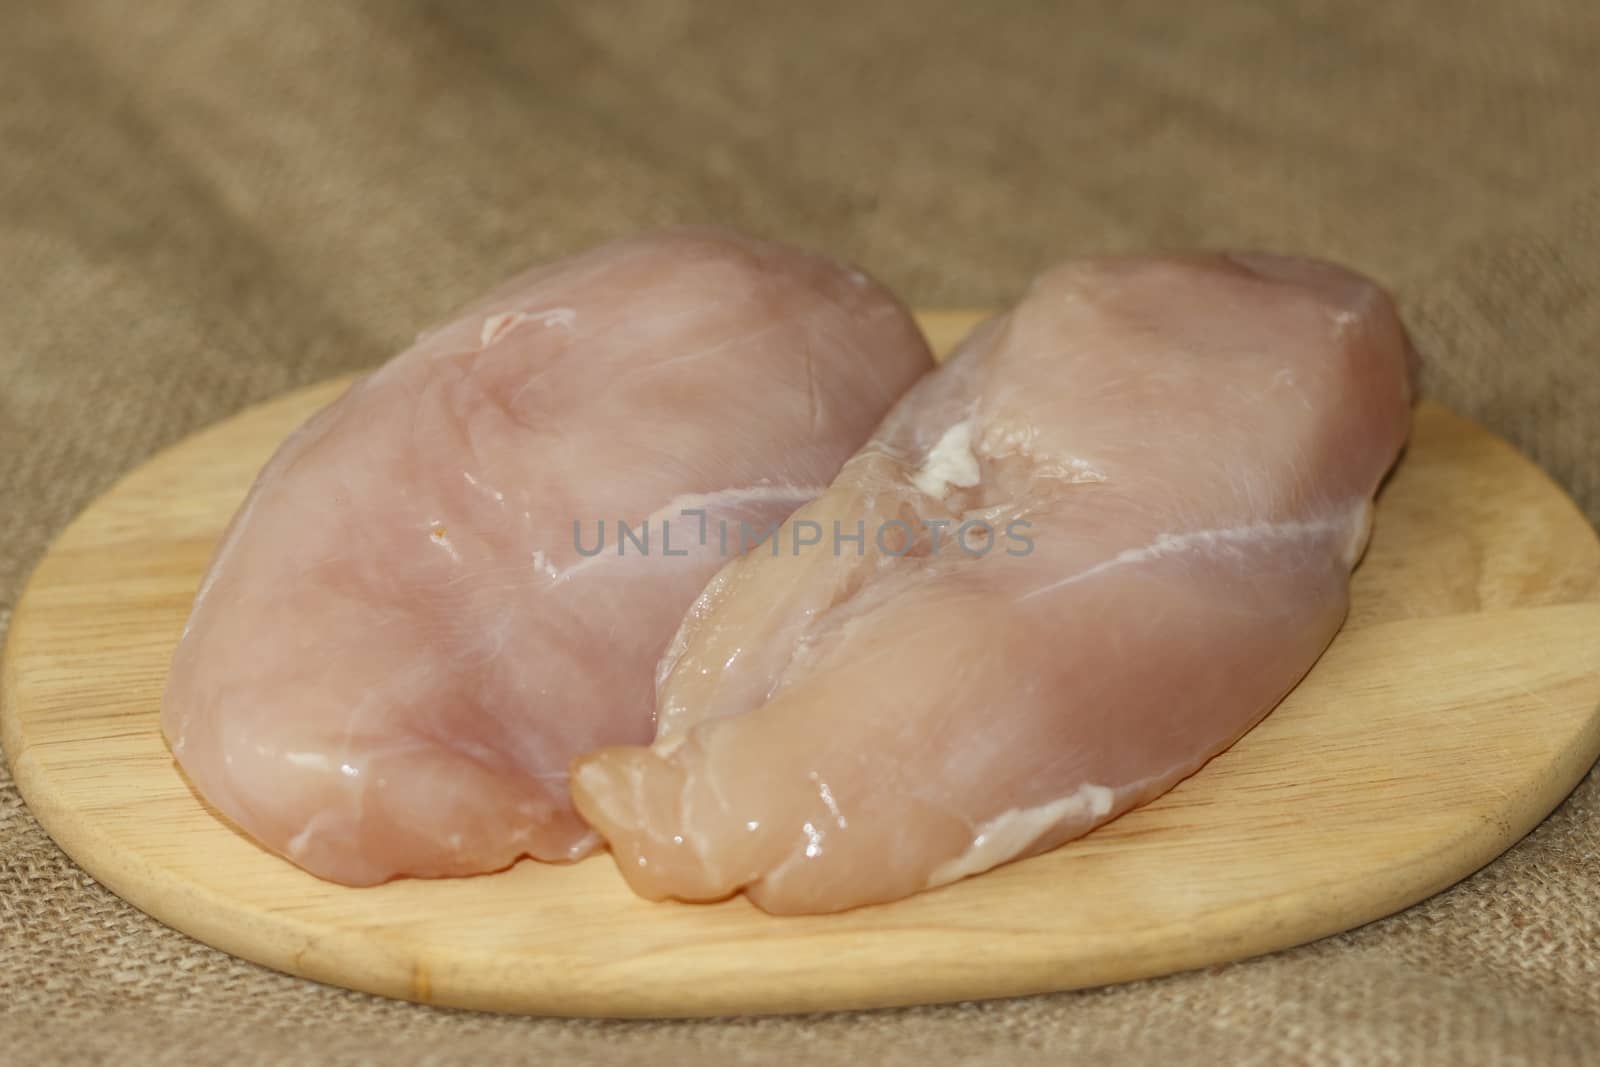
[161,228,933,884]
[571,252,1417,914]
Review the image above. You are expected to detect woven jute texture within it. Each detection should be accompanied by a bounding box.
[3,3,1598,1063]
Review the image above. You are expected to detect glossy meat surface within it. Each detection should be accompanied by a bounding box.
[572,253,1416,914]
[161,229,933,884]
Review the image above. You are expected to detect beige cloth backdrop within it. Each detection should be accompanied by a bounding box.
[3,2,1598,1063]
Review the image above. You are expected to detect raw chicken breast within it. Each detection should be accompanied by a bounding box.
[162,228,933,885]
[572,253,1417,914]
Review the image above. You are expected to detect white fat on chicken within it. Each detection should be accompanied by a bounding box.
[926,783,1116,889]
[910,419,982,498]
[479,307,577,347]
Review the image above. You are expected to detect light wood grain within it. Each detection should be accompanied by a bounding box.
[4,311,1599,1017]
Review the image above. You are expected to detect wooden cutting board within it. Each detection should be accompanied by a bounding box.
[4,311,1599,1018]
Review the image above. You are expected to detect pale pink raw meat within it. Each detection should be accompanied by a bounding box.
[161,228,933,884]
[571,253,1417,914]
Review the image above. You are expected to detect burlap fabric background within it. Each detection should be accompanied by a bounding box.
[3,2,1598,1063]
